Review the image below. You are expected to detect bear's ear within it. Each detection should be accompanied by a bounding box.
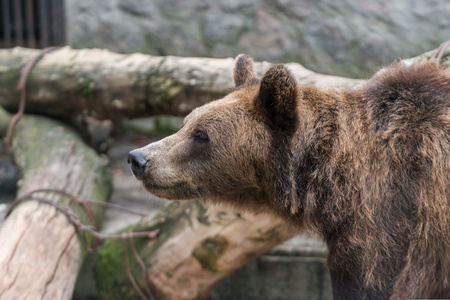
[233,54,260,87]
[256,64,299,131]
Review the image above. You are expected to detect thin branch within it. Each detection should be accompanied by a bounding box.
[122,238,151,300]
[3,46,60,152]
[130,235,154,300]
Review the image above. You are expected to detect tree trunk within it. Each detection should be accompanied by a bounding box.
[0,107,111,300]
[0,47,365,122]
[94,201,295,300]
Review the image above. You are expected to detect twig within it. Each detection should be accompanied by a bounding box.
[3,46,61,153]
[130,235,154,300]
[430,40,450,65]
[5,188,160,298]
[6,191,160,242]
[6,188,148,218]
[122,237,151,300]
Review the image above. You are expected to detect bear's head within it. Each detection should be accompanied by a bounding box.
[128,55,301,216]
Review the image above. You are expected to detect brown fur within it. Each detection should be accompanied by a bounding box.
[129,56,450,299]
[233,54,260,87]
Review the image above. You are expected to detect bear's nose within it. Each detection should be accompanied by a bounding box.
[127,150,149,178]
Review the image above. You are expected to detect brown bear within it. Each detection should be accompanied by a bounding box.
[128,54,450,300]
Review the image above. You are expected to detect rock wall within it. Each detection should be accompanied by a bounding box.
[66,0,450,78]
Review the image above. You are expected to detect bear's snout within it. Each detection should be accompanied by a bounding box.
[128,150,150,178]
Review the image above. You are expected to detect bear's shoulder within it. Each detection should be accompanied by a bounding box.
[361,61,450,132]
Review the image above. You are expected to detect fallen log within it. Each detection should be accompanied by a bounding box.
[93,201,295,300]
[0,106,111,300]
[0,47,365,122]
[1,46,448,123]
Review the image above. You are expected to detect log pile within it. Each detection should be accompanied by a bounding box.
[0,44,448,300]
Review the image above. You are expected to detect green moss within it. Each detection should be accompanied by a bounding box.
[196,205,210,226]
[0,69,20,102]
[156,200,181,216]
[192,235,229,272]
[11,114,112,256]
[145,72,182,113]
[94,231,153,299]
[94,201,209,297]
[0,107,11,136]
[76,75,97,98]
[131,69,183,115]
[95,238,130,294]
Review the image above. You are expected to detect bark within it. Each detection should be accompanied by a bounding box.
[1,46,448,123]
[1,46,447,123]
[93,201,295,300]
[0,107,111,300]
[0,47,365,122]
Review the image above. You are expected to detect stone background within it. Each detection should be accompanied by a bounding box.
[66,0,450,78]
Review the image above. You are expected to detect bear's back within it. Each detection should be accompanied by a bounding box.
[363,61,450,134]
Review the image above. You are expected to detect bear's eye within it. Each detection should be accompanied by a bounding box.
[193,129,209,142]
